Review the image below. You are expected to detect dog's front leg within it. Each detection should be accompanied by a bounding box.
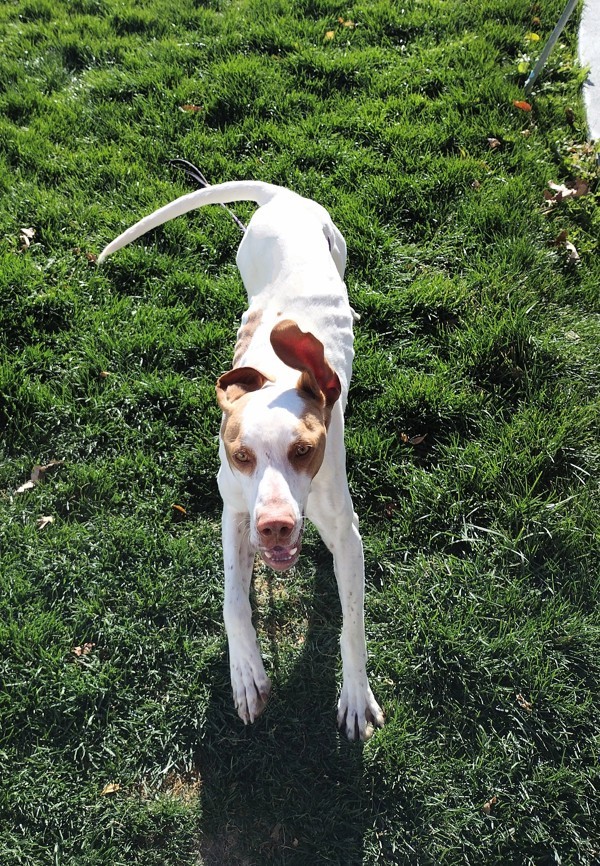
[307,489,384,741]
[222,505,271,724]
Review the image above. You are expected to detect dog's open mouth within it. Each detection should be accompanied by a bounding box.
[260,540,302,571]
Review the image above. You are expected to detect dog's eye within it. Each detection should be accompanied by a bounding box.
[234,450,250,463]
[295,444,311,457]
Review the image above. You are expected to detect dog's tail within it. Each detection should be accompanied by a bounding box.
[97,181,291,263]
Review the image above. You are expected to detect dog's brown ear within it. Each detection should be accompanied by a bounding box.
[216,367,273,411]
[270,319,341,408]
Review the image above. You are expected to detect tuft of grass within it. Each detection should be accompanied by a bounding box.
[1,0,599,864]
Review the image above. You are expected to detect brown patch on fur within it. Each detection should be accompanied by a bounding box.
[233,309,262,368]
[288,398,328,477]
[219,390,328,479]
[270,319,341,407]
[216,366,272,412]
[219,396,257,475]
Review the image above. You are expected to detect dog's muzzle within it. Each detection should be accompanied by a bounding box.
[259,533,303,571]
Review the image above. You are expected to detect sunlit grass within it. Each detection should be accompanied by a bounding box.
[0,0,598,864]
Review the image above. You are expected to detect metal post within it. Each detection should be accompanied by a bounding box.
[524,0,580,96]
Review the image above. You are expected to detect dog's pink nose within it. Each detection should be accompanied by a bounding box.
[257,514,296,547]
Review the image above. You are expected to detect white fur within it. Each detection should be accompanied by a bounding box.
[99,180,383,741]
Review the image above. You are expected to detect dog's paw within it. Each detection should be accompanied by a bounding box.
[230,654,271,725]
[337,681,384,741]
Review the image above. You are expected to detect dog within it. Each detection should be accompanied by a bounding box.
[99,180,384,740]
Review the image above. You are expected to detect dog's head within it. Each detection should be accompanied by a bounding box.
[216,320,341,571]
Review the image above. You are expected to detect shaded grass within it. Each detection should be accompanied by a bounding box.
[1,0,599,864]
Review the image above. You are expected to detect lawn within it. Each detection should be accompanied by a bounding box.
[0,0,599,864]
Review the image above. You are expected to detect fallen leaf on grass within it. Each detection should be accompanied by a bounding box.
[482,795,498,815]
[542,180,590,214]
[36,515,55,530]
[15,460,64,494]
[19,227,35,251]
[525,32,540,41]
[101,782,120,796]
[544,179,589,203]
[487,137,502,150]
[566,141,596,158]
[324,30,335,41]
[551,229,580,262]
[401,433,428,445]
[172,503,187,521]
[516,693,533,712]
[553,229,569,245]
[564,239,580,264]
[338,17,356,28]
[72,642,96,657]
[72,247,98,263]
[179,104,203,112]
[513,100,532,112]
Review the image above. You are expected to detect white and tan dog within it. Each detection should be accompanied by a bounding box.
[99,180,384,740]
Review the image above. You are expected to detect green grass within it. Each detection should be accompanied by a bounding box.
[1,0,599,863]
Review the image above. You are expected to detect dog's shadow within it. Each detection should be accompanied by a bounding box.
[197,536,371,865]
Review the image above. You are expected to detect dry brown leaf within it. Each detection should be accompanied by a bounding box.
[547,182,573,200]
[401,433,427,445]
[567,141,595,157]
[19,227,35,250]
[516,693,533,712]
[16,460,63,494]
[482,795,498,815]
[487,137,502,150]
[179,104,203,112]
[99,370,112,379]
[552,229,569,245]
[36,515,55,530]
[543,179,590,213]
[568,178,589,198]
[101,782,120,796]
[565,239,580,264]
[324,30,335,40]
[547,179,589,201]
[72,642,96,657]
[172,503,187,521]
[32,460,64,483]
